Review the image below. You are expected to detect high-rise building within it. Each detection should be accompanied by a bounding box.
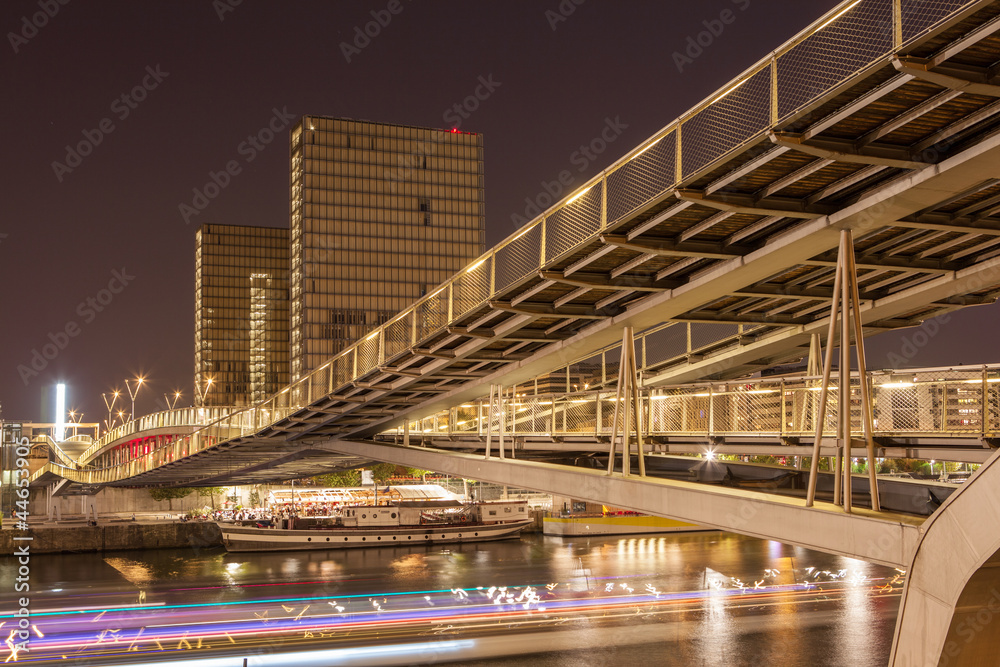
[289,116,485,380]
[195,224,290,406]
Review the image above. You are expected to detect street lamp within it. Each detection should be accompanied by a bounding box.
[102,390,121,432]
[68,410,83,438]
[165,390,182,410]
[117,410,126,427]
[197,377,215,407]
[125,376,145,422]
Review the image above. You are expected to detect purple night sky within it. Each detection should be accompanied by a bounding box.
[2,0,997,424]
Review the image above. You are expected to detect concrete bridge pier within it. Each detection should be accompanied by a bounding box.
[891,450,1000,666]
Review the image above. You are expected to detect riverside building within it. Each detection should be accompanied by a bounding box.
[288,116,485,380]
[194,224,290,406]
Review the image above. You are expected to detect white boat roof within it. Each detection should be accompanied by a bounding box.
[388,485,460,500]
[267,484,459,503]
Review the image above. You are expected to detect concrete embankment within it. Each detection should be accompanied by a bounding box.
[0,521,223,554]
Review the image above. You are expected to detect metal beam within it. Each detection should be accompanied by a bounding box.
[539,270,677,292]
[675,188,825,219]
[316,438,922,568]
[770,132,931,169]
[601,233,745,260]
[893,56,1000,97]
[488,301,618,320]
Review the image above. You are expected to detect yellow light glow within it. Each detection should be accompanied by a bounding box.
[714,77,748,102]
[466,258,487,273]
[567,186,592,204]
[814,0,861,33]
[632,137,662,159]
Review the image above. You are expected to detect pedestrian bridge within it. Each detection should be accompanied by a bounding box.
[26,1,1000,664]
[28,363,1000,489]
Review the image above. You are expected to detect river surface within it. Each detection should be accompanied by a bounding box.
[0,531,901,666]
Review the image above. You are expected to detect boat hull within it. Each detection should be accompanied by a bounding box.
[220,519,532,552]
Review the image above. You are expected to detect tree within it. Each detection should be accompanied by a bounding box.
[404,467,433,482]
[370,463,397,484]
[198,487,227,510]
[314,469,361,488]
[148,487,192,510]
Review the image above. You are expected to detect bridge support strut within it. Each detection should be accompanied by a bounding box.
[607,326,646,477]
[484,384,509,460]
[805,229,881,512]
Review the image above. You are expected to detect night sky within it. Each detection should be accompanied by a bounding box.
[3,0,998,425]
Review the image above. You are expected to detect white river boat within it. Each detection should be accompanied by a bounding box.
[219,499,532,552]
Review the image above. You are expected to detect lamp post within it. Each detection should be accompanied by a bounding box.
[117,410,126,427]
[165,391,182,410]
[68,410,83,438]
[125,376,145,422]
[102,391,121,433]
[197,377,214,407]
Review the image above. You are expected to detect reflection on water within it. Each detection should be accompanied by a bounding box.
[0,532,899,665]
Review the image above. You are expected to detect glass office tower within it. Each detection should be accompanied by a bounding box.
[289,116,485,380]
[195,224,290,406]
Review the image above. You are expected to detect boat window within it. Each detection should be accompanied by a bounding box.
[391,513,397,518]
[362,514,367,519]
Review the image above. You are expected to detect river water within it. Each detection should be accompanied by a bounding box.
[1,531,900,666]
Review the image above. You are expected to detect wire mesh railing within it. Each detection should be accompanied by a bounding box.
[392,366,1000,442]
[27,366,999,489]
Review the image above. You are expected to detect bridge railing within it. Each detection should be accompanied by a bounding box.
[78,406,242,465]
[395,365,1000,442]
[27,365,997,489]
[211,0,980,443]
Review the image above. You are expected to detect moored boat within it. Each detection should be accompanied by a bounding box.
[219,499,532,552]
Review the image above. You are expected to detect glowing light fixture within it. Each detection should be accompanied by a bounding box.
[54,383,66,442]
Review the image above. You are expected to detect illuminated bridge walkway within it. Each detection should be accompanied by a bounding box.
[26,1,1000,663]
